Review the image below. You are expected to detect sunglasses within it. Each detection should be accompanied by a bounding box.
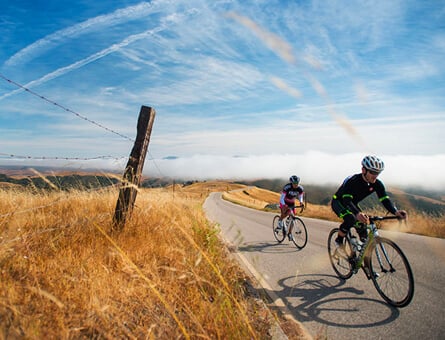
[368,170,380,176]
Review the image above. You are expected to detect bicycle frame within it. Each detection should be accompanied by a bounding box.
[284,206,303,231]
[286,204,304,218]
[328,214,414,307]
[273,204,308,249]
[352,216,399,278]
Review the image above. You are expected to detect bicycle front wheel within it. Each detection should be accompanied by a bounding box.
[289,217,308,249]
[272,215,285,243]
[368,237,414,308]
[328,228,354,279]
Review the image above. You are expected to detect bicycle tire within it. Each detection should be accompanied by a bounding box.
[289,217,308,249]
[272,215,285,243]
[328,228,354,279]
[368,237,414,308]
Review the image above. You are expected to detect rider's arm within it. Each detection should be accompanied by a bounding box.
[376,181,407,219]
[280,192,286,205]
[381,198,407,219]
[375,180,397,214]
[335,174,361,215]
[297,186,304,205]
[380,196,397,214]
[297,193,304,205]
[341,194,361,215]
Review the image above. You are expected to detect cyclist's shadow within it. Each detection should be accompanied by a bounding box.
[265,273,400,329]
[237,241,305,254]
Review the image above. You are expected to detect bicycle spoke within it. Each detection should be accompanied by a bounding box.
[369,238,414,307]
[328,228,353,279]
[272,215,285,243]
[290,217,308,249]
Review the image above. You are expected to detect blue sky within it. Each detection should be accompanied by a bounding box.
[1,0,444,190]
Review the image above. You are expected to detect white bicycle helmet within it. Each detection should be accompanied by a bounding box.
[361,155,385,173]
[289,175,300,184]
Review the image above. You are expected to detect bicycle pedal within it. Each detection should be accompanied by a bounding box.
[332,250,340,260]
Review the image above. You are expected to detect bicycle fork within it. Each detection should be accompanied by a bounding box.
[353,227,374,277]
[359,234,394,279]
[374,240,396,274]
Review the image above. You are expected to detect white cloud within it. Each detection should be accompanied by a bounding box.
[1,152,444,191]
[4,2,159,66]
[142,152,445,191]
[1,0,444,195]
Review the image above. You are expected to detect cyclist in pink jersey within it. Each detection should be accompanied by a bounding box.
[277,175,305,230]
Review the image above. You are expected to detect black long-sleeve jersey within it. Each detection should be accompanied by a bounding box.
[332,173,397,215]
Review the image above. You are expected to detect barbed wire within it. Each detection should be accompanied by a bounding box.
[0,153,166,181]
[0,74,167,179]
[0,152,127,161]
[0,73,134,142]
[0,152,164,177]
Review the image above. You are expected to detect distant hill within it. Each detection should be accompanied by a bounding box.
[0,170,444,216]
[0,172,119,191]
[236,179,445,216]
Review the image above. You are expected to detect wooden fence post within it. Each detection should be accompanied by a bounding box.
[113,106,156,231]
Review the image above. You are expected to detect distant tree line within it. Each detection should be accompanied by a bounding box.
[1,174,444,216]
[238,179,445,216]
[0,173,119,191]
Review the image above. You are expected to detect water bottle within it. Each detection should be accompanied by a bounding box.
[350,236,360,252]
[355,237,369,271]
[283,218,288,234]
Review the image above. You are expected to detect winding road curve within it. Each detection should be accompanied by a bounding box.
[203,193,445,340]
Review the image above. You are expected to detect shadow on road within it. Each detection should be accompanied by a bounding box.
[266,273,400,329]
[220,228,402,331]
[236,240,304,254]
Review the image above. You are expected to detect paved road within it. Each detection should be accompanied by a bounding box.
[203,193,445,340]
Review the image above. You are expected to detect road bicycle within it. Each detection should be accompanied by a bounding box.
[327,215,414,307]
[272,204,308,249]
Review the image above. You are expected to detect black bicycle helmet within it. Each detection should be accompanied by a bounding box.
[361,155,385,173]
[289,175,300,184]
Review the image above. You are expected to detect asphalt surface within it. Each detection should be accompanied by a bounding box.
[203,192,445,340]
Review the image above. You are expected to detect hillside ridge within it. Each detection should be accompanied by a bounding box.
[1,171,444,215]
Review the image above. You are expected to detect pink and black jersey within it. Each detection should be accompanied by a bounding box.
[280,183,304,206]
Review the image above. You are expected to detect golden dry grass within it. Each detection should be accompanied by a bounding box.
[223,186,445,239]
[222,187,280,210]
[1,179,442,339]
[0,182,284,339]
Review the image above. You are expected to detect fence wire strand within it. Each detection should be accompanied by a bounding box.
[0,73,134,142]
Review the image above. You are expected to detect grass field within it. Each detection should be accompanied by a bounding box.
[1,178,442,339]
[0,181,312,339]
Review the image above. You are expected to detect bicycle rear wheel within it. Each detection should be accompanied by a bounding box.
[368,237,414,308]
[272,215,285,243]
[289,217,308,249]
[328,228,354,279]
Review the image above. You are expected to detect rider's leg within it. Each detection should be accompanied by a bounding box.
[331,199,355,244]
[336,214,355,244]
[356,224,367,242]
[279,204,289,220]
[279,205,289,227]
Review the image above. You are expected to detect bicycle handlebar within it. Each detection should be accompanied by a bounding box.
[369,215,403,222]
[288,204,305,216]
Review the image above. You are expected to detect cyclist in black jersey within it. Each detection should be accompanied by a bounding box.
[331,155,407,247]
[278,175,305,232]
